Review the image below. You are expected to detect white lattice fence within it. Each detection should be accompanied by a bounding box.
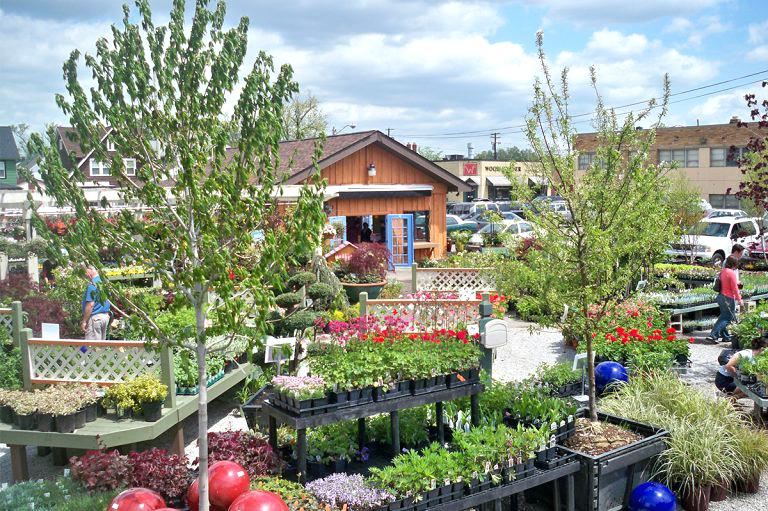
[415,268,495,293]
[27,339,160,385]
[365,299,482,332]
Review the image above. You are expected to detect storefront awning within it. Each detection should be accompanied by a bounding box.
[459,176,479,186]
[326,184,433,200]
[527,176,547,186]
[486,176,511,187]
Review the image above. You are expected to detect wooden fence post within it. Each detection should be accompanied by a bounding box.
[11,301,22,347]
[411,262,418,294]
[160,344,177,409]
[359,292,368,317]
[19,328,33,391]
[478,293,494,379]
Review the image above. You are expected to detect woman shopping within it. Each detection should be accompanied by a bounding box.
[706,255,743,344]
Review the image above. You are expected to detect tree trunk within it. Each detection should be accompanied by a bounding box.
[585,328,597,421]
[195,304,209,511]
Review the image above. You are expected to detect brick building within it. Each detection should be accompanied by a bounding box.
[574,117,765,209]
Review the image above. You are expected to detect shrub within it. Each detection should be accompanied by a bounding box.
[0,274,37,303]
[281,310,318,335]
[127,448,190,501]
[379,279,403,299]
[70,450,131,492]
[22,294,71,337]
[204,430,281,478]
[338,243,389,282]
[307,283,334,308]
[0,347,22,390]
[0,476,119,511]
[287,271,317,290]
[275,292,302,309]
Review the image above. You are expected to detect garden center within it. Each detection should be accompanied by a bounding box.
[3,2,768,511]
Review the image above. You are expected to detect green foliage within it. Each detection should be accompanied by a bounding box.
[628,350,674,376]
[152,306,197,344]
[449,230,473,252]
[474,146,538,161]
[601,373,768,492]
[534,363,581,388]
[307,282,334,304]
[367,406,431,447]
[306,420,358,463]
[0,476,119,511]
[730,302,768,348]
[0,347,23,390]
[275,292,303,309]
[287,271,317,291]
[739,351,768,379]
[379,279,404,299]
[252,477,324,511]
[369,443,467,498]
[505,389,577,426]
[280,310,318,335]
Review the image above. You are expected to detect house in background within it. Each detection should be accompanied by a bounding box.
[0,126,21,190]
[256,130,470,263]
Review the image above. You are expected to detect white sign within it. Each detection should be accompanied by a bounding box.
[480,319,508,348]
[265,336,296,364]
[41,323,60,340]
[572,353,589,371]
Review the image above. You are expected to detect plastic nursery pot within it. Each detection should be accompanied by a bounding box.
[0,405,14,424]
[709,481,728,502]
[14,413,37,431]
[37,412,54,432]
[74,408,87,428]
[736,473,761,494]
[141,401,163,422]
[55,413,77,433]
[342,280,386,303]
[85,403,98,422]
[681,485,711,511]
[242,385,272,431]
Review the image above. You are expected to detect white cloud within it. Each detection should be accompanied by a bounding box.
[665,17,693,33]
[516,0,723,24]
[747,46,768,61]
[748,20,768,44]
[686,15,729,48]
[687,88,752,124]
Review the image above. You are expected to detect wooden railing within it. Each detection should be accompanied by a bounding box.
[0,301,23,346]
[360,295,483,332]
[411,264,495,294]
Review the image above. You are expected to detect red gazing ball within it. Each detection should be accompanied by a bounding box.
[209,461,250,510]
[108,488,166,511]
[186,478,199,511]
[228,490,289,511]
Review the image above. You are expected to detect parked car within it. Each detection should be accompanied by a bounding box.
[467,219,535,249]
[448,201,500,219]
[705,209,748,219]
[667,216,760,266]
[446,214,478,233]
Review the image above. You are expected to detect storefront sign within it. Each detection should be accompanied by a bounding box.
[463,163,478,176]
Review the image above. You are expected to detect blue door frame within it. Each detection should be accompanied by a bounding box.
[327,215,347,249]
[386,214,414,267]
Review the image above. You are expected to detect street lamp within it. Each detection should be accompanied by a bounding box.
[332,124,356,135]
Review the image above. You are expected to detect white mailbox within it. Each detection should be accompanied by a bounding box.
[480,319,508,348]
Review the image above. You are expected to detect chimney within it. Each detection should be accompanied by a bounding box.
[730,116,740,124]
[406,143,412,150]
[467,142,474,159]
[412,143,417,152]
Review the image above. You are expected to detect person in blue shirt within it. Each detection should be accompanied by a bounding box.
[81,267,111,340]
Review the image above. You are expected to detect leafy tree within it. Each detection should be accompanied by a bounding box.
[475,146,538,161]
[27,1,326,509]
[506,33,679,420]
[11,124,30,158]
[735,82,768,210]
[416,145,443,161]
[282,91,327,140]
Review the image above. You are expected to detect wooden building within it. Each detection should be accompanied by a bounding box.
[279,130,469,263]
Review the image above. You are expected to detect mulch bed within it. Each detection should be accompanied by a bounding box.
[564,418,643,456]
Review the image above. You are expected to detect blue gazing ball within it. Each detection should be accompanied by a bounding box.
[628,482,676,511]
[594,361,628,393]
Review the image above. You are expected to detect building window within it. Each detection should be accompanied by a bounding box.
[578,152,595,170]
[711,147,747,167]
[90,158,111,176]
[659,148,698,168]
[0,161,5,179]
[106,138,115,151]
[408,210,430,242]
[709,193,742,209]
[123,158,136,176]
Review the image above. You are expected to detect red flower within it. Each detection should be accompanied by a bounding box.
[374,336,385,343]
[392,309,398,315]
[457,331,468,341]
[688,338,695,343]
[472,333,481,340]
[228,270,235,280]
[409,333,418,340]
[665,327,676,334]
[616,327,626,335]
[666,335,676,341]
[621,338,629,345]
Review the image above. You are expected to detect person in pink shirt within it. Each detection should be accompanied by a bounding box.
[706,255,743,344]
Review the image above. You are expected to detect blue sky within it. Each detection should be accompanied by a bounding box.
[1,0,766,155]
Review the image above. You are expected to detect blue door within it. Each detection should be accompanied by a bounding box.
[327,216,347,249]
[386,214,413,267]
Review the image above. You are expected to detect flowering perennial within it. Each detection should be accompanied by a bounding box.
[306,473,395,511]
[271,375,327,400]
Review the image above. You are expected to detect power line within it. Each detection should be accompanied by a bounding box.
[395,68,768,139]
[397,76,768,140]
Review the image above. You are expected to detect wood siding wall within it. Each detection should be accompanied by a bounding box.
[321,143,448,259]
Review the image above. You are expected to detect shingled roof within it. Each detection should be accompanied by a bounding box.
[0,127,20,161]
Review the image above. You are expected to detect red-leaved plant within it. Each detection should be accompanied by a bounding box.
[200,431,281,479]
[69,450,131,492]
[339,243,390,282]
[127,448,190,502]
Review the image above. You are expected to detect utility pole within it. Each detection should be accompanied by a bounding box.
[490,132,500,160]
[387,128,393,137]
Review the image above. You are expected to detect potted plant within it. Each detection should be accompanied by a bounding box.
[334,243,390,302]
[10,391,38,430]
[103,382,136,419]
[305,473,395,511]
[0,389,17,424]
[271,375,333,417]
[129,374,168,422]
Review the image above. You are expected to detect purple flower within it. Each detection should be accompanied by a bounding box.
[306,473,395,511]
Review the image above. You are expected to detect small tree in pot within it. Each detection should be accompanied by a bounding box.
[335,243,390,302]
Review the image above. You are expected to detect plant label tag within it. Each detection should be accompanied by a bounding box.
[472,471,478,479]
[444,478,451,486]
[508,456,513,467]
[431,479,436,490]
[484,461,491,473]
[456,373,466,382]
[550,422,557,431]
[457,476,463,483]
